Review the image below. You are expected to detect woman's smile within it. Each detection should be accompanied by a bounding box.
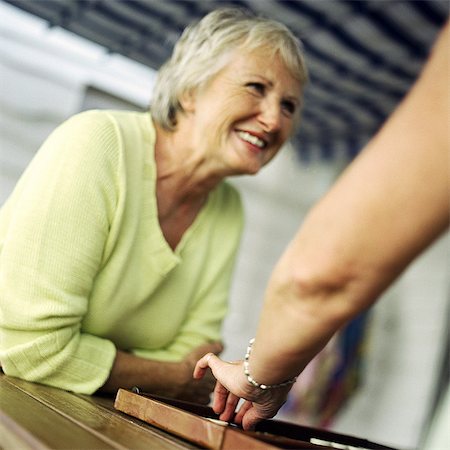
[236,130,267,150]
[185,46,303,176]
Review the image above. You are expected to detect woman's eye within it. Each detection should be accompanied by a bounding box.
[247,82,265,94]
[282,100,296,115]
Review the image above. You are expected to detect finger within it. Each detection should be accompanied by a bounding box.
[241,408,263,431]
[219,393,240,422]
[234,400,253,424]
[203,353,229,380]
[193,353,213,379]
[212,381,229,413]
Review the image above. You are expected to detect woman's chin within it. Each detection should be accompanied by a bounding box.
[233,165,261,177]
[245,165,262,176]
[232,155,264,176]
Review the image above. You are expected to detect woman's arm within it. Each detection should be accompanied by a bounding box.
[195,20,449,429]
[240,17,449,385]
[0,113,121,394]
[0,112,218,399]
[98,342,222,403]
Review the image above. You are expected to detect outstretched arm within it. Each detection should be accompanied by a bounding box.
[195,21,449,430]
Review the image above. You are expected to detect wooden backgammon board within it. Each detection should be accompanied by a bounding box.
[114,389,398,450]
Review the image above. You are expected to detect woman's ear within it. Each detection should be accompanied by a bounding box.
[179,89,196,112]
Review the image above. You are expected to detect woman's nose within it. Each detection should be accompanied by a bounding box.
[258,99,282,133]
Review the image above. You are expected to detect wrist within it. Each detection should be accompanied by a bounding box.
[243,338,297,391]
[239,368,270,402]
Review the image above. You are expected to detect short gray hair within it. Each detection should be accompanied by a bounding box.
[151,7,308,130]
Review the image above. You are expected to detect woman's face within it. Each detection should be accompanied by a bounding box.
[183,46,303,176]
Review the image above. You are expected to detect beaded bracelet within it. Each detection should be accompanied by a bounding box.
[243,338,297,390]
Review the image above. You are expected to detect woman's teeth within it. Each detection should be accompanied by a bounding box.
[237,131,265,149]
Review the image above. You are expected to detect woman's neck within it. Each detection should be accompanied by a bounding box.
[153,122,224,221]
[154,122,223,205]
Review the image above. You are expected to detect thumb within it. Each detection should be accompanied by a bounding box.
[193,352,222,379]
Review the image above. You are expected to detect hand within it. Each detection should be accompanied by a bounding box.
[193,353,292,430]
[176,341,223,404]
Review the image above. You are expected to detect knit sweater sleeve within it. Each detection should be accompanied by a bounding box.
[0,111,120,393]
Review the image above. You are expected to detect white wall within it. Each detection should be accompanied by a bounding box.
[1,4,448,449]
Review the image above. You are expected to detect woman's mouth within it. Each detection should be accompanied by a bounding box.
[236,130,267,149]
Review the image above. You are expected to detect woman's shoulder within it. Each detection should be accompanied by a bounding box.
[46,109,148,157]
[49,109,120,143]
[59,109,143,132]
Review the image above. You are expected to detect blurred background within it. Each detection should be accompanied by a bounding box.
[0,1,448,448]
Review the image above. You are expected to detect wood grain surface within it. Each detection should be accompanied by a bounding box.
[0,374,199,449]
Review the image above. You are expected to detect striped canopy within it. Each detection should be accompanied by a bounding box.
[4,0,448,160]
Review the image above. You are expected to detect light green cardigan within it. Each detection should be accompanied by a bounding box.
[0,110,243,394]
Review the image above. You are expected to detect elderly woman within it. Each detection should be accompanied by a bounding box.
[0,8,307,401]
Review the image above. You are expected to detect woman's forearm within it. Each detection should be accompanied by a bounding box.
[245,21,449,386]
[193,20,449,432]
[99,340,223,403]
[245,244,362,385]
[98,350,185,396]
